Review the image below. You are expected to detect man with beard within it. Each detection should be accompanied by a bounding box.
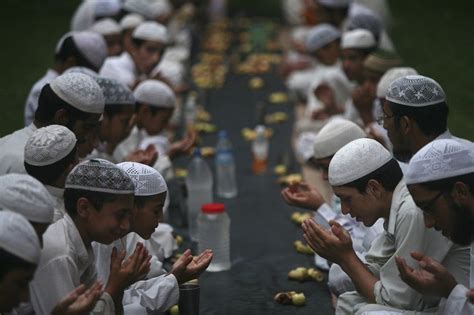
[394,139,474,315]
[379,75,470,165]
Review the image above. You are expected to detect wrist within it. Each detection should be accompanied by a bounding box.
[338,250,359,272]
[443,278,458,298]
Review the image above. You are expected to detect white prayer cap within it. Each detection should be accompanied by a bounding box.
[66,159,135,194]
[386,75,446,107]
[95,77,135,105]
[347,12,383,40]
[132,21,169,44]
[153,60,185,86]
[133,79,176,108]
[120,13,145,30]
[0,210,41,264]
[329,138,392,186]
[0,175,55,224]
[117,162,167,196]
[91,18,121,36]
[149,0,172,19]
[314,118,366,159]
[341,29,376,50]
[318,0,351,8]
[73,31,108,69]
[64,66,99,78]
[405,139,474,185]
[376,67,418,98]
[24,125,77,167]
[50,72,105,114]
[305,24,341,53]
[296,132,318,162]
[71,0,121,31]
[95,0,122,17]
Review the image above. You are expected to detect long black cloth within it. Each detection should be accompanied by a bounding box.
[176,69,334,314]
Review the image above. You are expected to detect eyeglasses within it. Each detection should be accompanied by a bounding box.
[419,191,444,213]
[376,113,396,125]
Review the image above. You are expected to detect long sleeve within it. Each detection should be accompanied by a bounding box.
[123,274,179,313]
[438,284,474,315]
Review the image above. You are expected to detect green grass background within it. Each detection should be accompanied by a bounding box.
[0,0,472,139]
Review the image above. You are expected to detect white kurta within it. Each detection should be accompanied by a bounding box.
[24,69,59,126]
[335,181,470,314]
[30,214,115,315]
[0,124,37,175]
[45,184,66,222]
[100,52,138,88]
[93,236,179,314]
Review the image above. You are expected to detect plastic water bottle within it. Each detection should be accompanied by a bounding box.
[185,149,213,241]
[252,125,268,174]
[197,203,231,272]
[216,130,237,198]
[184,91,197,127]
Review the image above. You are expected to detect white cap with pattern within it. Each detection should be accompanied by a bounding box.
[314,118,366,159]
[406,139,474,185]
[117,162,167,196]
[95,77,135,105]
[132,21,169,44]
[50,72,105,114]
[133,79,176,108]
[386,75,446,107]
[73,31,108,69]
[0,210,41,264]
[376,67,418,98]
[91,18,122,35]
[305,24,341,53]
[341,29,376,50]
[329,138,392,186]
[24,125,77,166]
[0,174,55,224]
[66,159,135,194]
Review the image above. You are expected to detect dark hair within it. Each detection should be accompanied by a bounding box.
[136,102,169,115]
[63,188,120,216]
[132,38,146,48]
[418,173,474,192]
[24,146,77,185]
[343,159,403,193]
[104,104,135,118]
[0,248,36,280]
[388,101,449,137]
[55,36,97,71]
[35,84,91,127]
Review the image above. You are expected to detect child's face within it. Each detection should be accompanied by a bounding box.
[101,106,135,145]
[87,194,134,244]
[0,266,36,313]
[104,34,123,56]
[315,41,340,66]
[132,192,167,240]
[131,40,164,75]
[141,107,174,135]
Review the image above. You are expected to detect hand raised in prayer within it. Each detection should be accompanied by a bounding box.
[52,282,103,315]
[168,129,197,160]
[302,219,354,265]
[395,251,457,298]
[107,243,152,296]
[170,249,213,284]
[126,144,158,166]
[281,182,325,210]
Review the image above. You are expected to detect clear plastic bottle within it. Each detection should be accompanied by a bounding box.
[184,91,197,126]
[197,203,231,272]
[185,149,213,241]
[215,130,237,198]
[252,125,269,174]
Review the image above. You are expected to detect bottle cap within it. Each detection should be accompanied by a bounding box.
[201,203,225,214]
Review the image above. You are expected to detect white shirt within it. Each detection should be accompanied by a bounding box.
[24,69,59,126]
[0,124,37,175]
[100,52,137,88]
[438,242,474,315]
[45,184,66,222]
[364,180,470,311]
[93,235,179,313]
[30,214,115,315]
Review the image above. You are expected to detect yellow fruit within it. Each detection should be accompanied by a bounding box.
[249,77,264,89]
[274,164,287,176]
[291,293,306,306]
[175,235,183,246]
[170,305,179,315]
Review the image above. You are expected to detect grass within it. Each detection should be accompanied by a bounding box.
[0,0,472,139]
